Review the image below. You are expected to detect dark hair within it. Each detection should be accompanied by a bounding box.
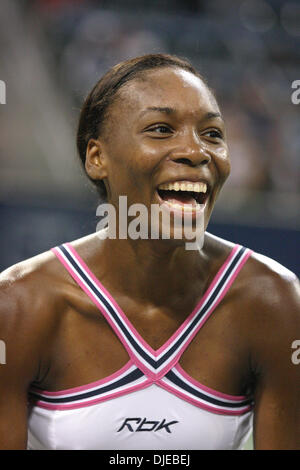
[76,53,208,200]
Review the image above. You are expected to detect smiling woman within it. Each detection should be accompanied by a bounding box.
[76,55,217,200]
[80,56,230,246]
[0,54,299,451]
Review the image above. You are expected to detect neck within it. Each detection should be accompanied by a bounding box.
[96,233,211,306]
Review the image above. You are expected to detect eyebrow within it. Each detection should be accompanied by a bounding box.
[140,106,175,117]
[139,107,223,122]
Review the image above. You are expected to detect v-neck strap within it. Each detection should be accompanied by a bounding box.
[52,243,252,380]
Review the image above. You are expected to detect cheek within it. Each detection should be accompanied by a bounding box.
[113,139,162,178]
[106,142,155,200]
[214,145,231,182]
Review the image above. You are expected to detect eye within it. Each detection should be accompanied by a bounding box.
[202,129,223,140]
[146,124,173,136]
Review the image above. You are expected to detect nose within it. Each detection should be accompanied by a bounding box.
[169,131,211,167]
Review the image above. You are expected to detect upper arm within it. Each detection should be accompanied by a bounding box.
[250,270,300,449]
[0,266,51,449]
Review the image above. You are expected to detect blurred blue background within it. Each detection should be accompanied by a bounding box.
[0,0,299,274]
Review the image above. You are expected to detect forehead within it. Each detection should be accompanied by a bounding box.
[112,67,219,118]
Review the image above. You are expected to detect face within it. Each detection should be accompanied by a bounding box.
[86,67,230,242]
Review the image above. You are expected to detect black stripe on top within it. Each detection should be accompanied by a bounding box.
[59,245,245,372]
[164,369,253,409]
[60,245,156,367]
[155,247,246,368]
[29,368,144,404]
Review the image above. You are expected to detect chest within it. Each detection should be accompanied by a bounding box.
[36,285,251,397]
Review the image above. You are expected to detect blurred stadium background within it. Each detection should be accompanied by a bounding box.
[0,0,299,273]
[1,0,299,451]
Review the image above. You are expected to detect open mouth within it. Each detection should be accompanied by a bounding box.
[156,181,209,210]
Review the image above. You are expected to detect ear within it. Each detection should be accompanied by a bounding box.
[85,138,108,181]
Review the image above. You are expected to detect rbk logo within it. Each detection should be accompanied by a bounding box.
[117,417,179,433]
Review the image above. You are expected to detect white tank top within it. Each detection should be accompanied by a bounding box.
[27,243,254,450]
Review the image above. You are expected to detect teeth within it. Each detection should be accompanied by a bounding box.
[165,201,201,211]
[158,181,207,193]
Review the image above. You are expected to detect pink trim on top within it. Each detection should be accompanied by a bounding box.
[155,244,241,355]
[157,381,252,415]
[65,243,157,357]
[30,360,134,397]
[154,248,253,379]
[31,378,152,411]
[52,247,136,364]
[174,363,247,401]
[37,243,255,412]
[65,242,241,358]
[157,380,253,416]
[52,246,157,380]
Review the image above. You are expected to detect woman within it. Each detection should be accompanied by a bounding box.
[0,54,299,450]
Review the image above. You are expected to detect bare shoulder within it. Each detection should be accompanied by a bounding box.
[207,233,300,388]
[0,231,98,310]
[0,231,102,346]
[0,232,105,389]
[206,231,299,304]
[0,248,66,318]
[232,248,299,380]
[244,250,299,312]
[0,247,74,384]
[249,249,297,281]
[244,251,299,357]
[206,232,299,333]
